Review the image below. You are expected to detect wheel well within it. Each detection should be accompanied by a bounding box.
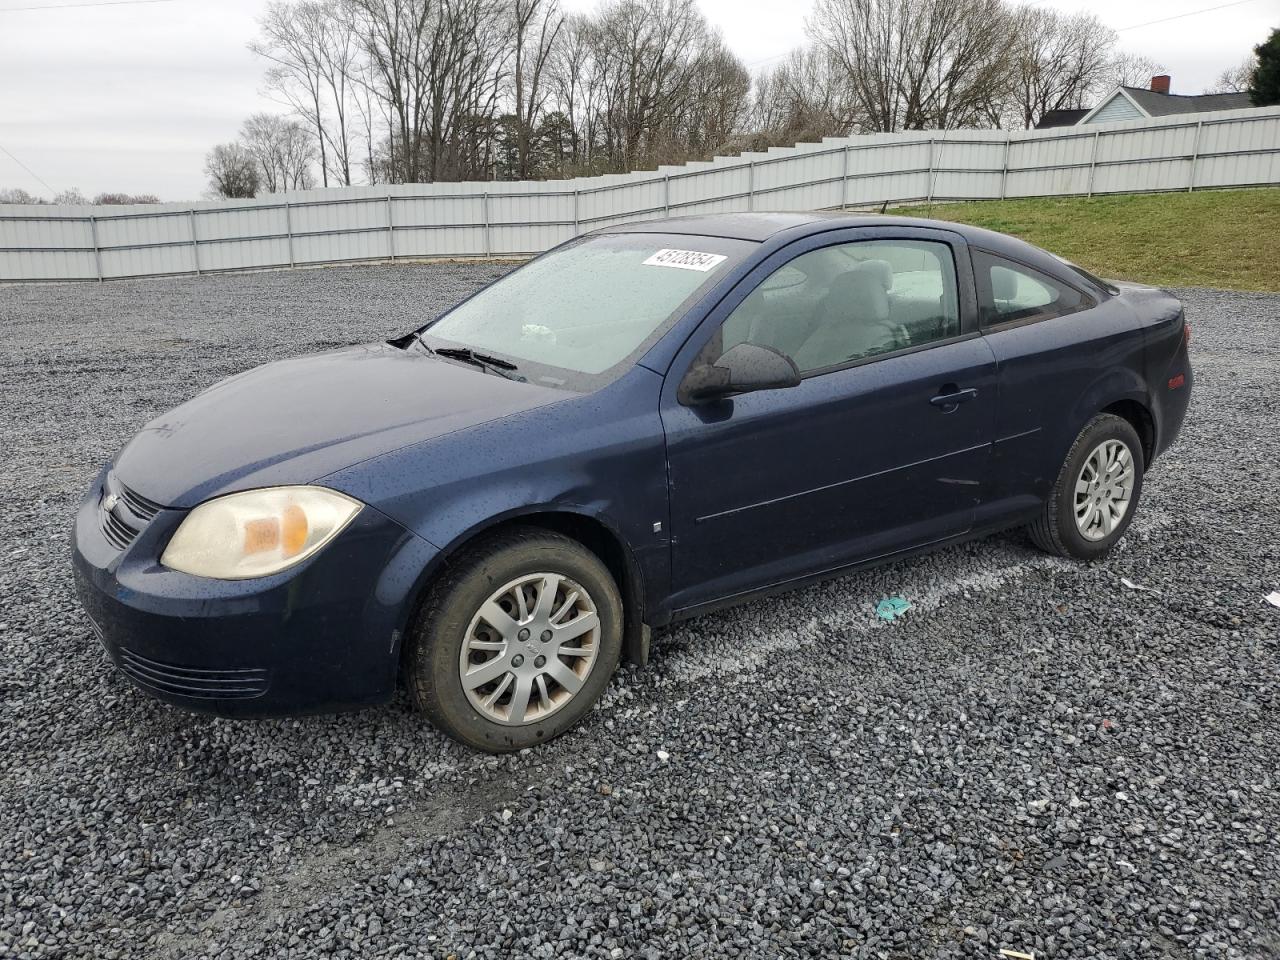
[399,511,646,678]
[1101,399,1156,465]
[500,512,635,604]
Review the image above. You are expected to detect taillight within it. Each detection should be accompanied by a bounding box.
[1183,321,1191,345]
[1169,373,1186,390]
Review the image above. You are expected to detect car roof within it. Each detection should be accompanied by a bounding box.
[595,211,997,245]
[597,212,834,242]
[593,211,1065,275]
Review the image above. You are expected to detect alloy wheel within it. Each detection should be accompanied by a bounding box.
[1074,438,1135,541]
[458,572,601,726]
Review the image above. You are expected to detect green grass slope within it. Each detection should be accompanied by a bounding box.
[895,188,1280,291]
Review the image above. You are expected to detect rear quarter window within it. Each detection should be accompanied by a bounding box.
[973,250,1095,327]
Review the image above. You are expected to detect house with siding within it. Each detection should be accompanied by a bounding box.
[1035,75,1252,129]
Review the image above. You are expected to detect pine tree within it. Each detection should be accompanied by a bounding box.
[1250,28,1280,107]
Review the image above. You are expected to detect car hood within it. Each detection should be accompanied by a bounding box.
[112,342,568,508]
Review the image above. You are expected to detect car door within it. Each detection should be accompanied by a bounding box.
[971,250,1144,516]
[659,227,998,614]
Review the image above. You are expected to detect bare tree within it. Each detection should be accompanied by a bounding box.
[1107,52,1166,90]
[349,57,389,183]
[547,13,594,170]
[253,1,358,187]
[3,187,160,205]
[1,188,33,203]
[807,0,1015,132]
[1002,5,1117,129]
[343,0,420,182]
[0,188,45,204]
[511,0,564,179]
[310,4,361,185]
[92,192,160,204]
[224,0,1169,185]
[346,0,510,183]
[1208,56,1257,94]
[241,113,317,192]
[439,0,509,179]
[236,0,1180,186]
[751,47,857,144]
[590,0,722,169]
[678,37,751,157]
[205,143,261,198]
[243,0,753,182]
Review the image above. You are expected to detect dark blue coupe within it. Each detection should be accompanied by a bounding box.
[73,213,1192,751]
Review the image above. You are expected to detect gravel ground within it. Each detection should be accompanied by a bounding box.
[1,264,1277,960]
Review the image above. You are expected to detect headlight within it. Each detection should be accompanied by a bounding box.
[161,486,363,580]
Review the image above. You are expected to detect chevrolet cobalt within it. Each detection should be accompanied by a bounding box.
[73,213,1193,751]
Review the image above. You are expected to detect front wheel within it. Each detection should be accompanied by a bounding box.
[406,527,623,752]
[1030,413,1145,560]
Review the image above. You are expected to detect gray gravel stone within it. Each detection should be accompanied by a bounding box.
[1,265,1278,959]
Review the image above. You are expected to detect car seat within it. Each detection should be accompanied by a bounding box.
[792,260,900,370]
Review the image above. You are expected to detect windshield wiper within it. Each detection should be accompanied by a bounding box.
[434,346,517,369]
[432,346,523,381]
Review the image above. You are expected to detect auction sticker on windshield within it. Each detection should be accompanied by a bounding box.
[642,248,728,272]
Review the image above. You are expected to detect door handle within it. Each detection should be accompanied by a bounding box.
[929,386,978,412]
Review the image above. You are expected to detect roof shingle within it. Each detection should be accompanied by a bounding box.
[1118,87,1252,117]
[1035,108,1091,129]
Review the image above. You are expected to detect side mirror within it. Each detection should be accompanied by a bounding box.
[679,342,801,405]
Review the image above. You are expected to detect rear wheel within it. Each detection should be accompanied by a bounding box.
[1030,413,1144,560]
[406,527,622,752]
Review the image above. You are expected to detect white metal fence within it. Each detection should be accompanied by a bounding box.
[3,105,1278,283]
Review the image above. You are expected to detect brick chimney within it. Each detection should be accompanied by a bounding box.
[1150,74,1171,94]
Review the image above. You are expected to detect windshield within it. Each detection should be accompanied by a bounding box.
[423,232,753,390]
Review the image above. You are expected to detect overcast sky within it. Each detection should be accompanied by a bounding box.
[0,0,1273,201]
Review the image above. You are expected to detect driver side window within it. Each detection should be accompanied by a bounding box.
[716,239,962,375]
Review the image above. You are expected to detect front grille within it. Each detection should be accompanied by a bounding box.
[101,508,139,550]
[98,473,165,552]
[118,484,162,522]
[118,647,269,700]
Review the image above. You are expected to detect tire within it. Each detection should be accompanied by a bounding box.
[1029,413,1145,561]
[405,527,623,753]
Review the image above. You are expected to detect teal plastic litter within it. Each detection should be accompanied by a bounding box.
[875,596,912,621]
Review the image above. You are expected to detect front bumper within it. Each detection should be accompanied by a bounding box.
[72,468,439,717]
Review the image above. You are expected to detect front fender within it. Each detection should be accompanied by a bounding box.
[418,501,655,663]
[320,366,671,649]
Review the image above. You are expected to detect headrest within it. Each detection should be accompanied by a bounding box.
[991,265,1019,301]
[828,267,889,323]
[851,259,893,291]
